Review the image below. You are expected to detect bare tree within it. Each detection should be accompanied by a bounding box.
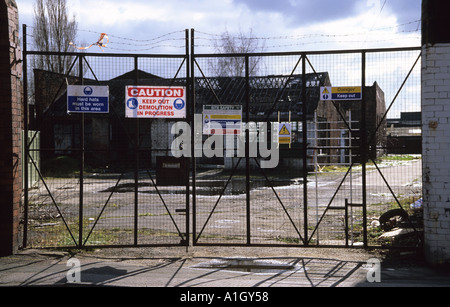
[32,0,78,74]
[211,28,266,77]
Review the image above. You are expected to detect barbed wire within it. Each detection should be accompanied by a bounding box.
[24,18,421,53]
[77,28,186,51]
[194,36,421,51]
[194,19,421,52]
[194,19,421,41]
[24,25,187,52]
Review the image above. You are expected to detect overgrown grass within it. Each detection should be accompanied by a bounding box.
[28,217,179,247]
[315,155,421,174]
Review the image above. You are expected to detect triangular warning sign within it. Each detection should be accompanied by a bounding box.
[322,88,330,94]
[279,124,290,135]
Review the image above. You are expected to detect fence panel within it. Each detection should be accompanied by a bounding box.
[191,46,422,248]
[23,38,190,248]
[23,25,422,249]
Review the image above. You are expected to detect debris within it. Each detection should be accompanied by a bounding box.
[379,227,415,239]
[410,198,422,209]
[371,220,380,228]
[70,33,109,51]
[35,223,59,228]
[379,209,409,232]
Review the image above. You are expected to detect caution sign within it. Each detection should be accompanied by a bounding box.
[279,123,292,145]
[125,86,186,119]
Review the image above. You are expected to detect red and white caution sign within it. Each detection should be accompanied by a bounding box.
[125,86,186,119]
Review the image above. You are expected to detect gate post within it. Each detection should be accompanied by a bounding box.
[0,0,23,256]
[422,0,450,268]
[245,55,251,245]
[301,53,308,245]
[361,51,368,248]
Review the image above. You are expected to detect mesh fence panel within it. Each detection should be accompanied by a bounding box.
[24,40,422,248]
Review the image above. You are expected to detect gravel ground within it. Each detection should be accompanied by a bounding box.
[25,159,422,248]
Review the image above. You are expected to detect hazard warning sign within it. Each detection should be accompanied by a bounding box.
[321,87,331,100]
[279,123,292,145]
[320,86,362,101]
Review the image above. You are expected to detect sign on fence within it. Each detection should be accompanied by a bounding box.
[125,86,186,119]
[203,105,242,135]
[320,86,362,101]
[67,85,109,113]
[278,123,292,145]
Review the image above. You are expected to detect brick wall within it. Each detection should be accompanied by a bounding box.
[422,0,450,268]
[0,0,23,256]
[422,43,450,266]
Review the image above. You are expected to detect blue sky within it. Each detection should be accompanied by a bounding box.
[17,0,422,53]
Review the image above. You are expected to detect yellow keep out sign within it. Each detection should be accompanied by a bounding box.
[321,86,362,101]
[279,123,292,144]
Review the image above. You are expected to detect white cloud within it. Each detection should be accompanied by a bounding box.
[69,0,237,31]
[70,0,166,26]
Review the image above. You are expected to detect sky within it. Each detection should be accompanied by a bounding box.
[17,0,423,54]
[17,0,423,119]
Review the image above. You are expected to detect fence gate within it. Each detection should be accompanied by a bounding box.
[191,50,308,246]
[23,26,423,249]
[22,26,190,248]
[190,29,423,248]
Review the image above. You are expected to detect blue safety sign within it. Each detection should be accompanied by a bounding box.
[67,85,109,113]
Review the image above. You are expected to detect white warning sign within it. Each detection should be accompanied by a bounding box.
[203,105,242,135]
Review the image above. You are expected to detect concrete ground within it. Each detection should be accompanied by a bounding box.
[1,246,449,290]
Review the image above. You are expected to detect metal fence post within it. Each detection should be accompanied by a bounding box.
[22,24,29,249]
[361,51,368,248]
[185,29,191,247]
[245,55,251,245]
[78,55,84,248]
[134,56,139,246]
[302,53,308,245]
[190,28,197,245]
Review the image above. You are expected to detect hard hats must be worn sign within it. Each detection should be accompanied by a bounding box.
[67,85,109,113]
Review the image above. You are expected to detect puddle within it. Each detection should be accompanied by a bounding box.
[192,258,304,274]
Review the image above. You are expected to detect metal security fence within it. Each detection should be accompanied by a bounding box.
[190,32,423,248]
[22,27,190,248]
[22,26,423,249]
